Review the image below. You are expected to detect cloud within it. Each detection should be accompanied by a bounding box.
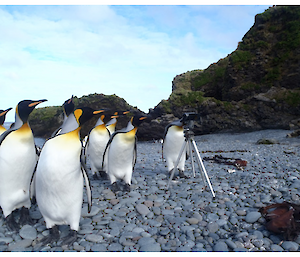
[0,5,270,122]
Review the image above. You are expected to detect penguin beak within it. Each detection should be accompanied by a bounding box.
[139,116,147,121]
[93,110,104,115]
[123,111,130,115]
[28,99,48,107]
[0,108,12,117]
[68,96,73,104]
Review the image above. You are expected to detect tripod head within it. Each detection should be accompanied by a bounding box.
[180,112,199,138]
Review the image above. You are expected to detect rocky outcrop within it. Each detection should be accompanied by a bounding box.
[144,6,300,140]
[29,94,146,139]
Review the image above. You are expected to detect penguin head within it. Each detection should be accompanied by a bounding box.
[131,113,148,128]
[16,99,47,123]
[74,107,104,127]
[0,108,12,125]
[63,95,75,117]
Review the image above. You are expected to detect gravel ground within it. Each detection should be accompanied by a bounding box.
[1,129,300,252]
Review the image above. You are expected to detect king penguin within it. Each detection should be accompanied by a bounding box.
[0,99,47,231]
[51,95,75,137]
[84,113,112,180]
[30,97,74,204]
[162,118,189,179]
[35,107,103,246]
[103,113,148,192]
[0,108,12,135]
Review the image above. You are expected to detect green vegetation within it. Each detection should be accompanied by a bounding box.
[160,100,172,113]
[230,50,253,67]
[30,106,61,121]
[274,90,300,107]
[263,67,280,84]
[191,59,227,90]
[240,82,260,91]
[171,91,206,108]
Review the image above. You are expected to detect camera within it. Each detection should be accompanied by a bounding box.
[181,112,198,125]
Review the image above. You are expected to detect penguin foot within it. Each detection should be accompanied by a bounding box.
[6,212,19,232]
[40,226,60,245]
[92,173,100,180]
[61,230,77,246]
[179,170,189,179]
[31,196,37,205]
[124,183,131,192]
[169,170,177,180]
[19,207,34,226]
[99,170,108,180]
[111,182,120,193]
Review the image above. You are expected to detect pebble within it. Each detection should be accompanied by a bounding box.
[0,130,299,252]
[281,241,299,251]
[7,239,33,251]
[245,212,261,223]
[86,234,104,243]
[136,204,150,215]
[19,225,37,240]
[214,241,229,251]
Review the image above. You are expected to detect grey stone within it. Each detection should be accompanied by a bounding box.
[91,244,108,251]
[281,241,299,251]
[81,205,101,217]
[140,243,161,252]
[19,225,37,240]
[107,243,123,251]
[86,234,104,243]
[136,204,150,215]
[8,239,33,251]
[186,218,199,225]
[214,241,229,251]
[138,237,155,246]
[270,244,284,252]
[245,211,261,223]
[207,222,219,233]
[225,239,237,249]
[0,237,13,244]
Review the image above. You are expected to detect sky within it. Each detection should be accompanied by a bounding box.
[0,3,273,122]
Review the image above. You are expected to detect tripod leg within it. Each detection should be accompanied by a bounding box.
[191,139,216,198]
[193,141,206,183]
[187,139,196,178]
[167,140,188,188]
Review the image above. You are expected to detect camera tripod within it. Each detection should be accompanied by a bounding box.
[167,120,216,198]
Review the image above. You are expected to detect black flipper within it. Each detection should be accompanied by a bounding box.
[81,166,92,213]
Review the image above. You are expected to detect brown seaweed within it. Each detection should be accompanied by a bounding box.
[259,202,300,241]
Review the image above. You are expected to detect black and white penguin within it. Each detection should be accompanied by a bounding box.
[51,95,75,137]
[103,113,148,192]
[0,108,12,135]
[82,110,130,180]
[105,111,129,134]
[84,113,112,180]
[35,107,103,246]
[30,97,74,203]
[0,99,47,231]
[162,118,189,179]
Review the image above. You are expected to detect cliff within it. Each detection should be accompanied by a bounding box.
[146,5,300,139]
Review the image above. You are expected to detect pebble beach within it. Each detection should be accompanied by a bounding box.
[0,129,300,252]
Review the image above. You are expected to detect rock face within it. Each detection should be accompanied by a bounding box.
[29,94,146,139]
[146,6,300,140]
